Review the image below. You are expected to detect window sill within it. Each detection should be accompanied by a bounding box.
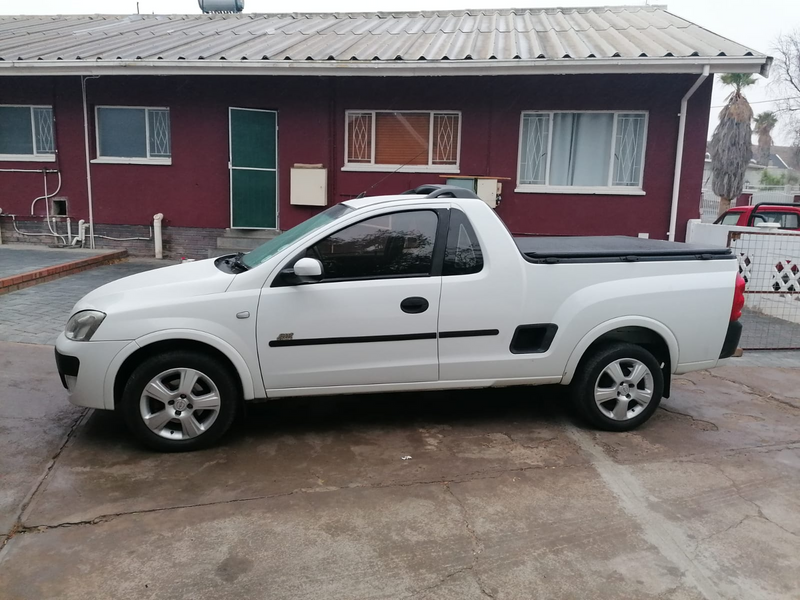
[343,165,460,174]
[515,185,646,196]
[91,157,172,166]
[0,154,56,163]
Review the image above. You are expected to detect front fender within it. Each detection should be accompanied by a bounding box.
[560,316,679,386]
[103,329,261,410]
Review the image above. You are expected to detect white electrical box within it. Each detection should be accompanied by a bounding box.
[290,167,327,206]
[476,179,500,208]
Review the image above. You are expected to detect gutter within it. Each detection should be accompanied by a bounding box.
[668,64,710,242]
[0,56,770,77]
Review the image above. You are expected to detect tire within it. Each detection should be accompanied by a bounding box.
[121,350,240,452]
[570,343,663,432]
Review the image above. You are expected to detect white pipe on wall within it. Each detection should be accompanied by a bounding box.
[153,213,164,259]
[30,170,62,216]
[668,65,710,242]
[81,76,100,249]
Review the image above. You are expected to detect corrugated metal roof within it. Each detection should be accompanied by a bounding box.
[0,6,769,74]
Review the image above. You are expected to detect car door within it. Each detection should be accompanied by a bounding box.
[257,208,444,391]
[436,208,530,381]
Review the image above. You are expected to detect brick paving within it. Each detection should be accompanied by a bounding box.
[0,245,107,279]
[0,260,165,345]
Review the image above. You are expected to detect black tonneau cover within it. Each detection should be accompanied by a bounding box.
[515,236,733,264]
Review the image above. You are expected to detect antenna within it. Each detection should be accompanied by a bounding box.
[354,148,428,199]
[198,0,244,13]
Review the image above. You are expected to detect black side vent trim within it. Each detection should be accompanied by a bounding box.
[509,324,558,354]
[439,329,499,339]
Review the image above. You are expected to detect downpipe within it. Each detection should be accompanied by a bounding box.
[668,65,710,242]
[153,213,164,259]
[82,75,100,249]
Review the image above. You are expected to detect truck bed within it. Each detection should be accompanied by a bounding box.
[514,236,734,264]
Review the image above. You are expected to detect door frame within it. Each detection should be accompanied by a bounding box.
[228,107,279,230]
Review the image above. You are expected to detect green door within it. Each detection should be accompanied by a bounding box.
[229,108,277,229]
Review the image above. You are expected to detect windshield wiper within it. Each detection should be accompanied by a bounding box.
[224,252,250,273]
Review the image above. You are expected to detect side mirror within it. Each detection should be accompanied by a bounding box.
[294,257,323,278]
[281,257,323,284]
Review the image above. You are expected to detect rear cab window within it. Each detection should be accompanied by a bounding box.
[756,211,800,229]
[443,209,483,275]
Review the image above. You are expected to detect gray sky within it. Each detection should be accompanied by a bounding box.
[2,0,798,144]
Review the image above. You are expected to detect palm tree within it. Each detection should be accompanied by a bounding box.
[753,111,778,166]
[710,74,756,215]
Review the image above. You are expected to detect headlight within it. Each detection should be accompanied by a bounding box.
[65,310,106,341]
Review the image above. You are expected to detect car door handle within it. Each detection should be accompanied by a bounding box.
[400,297,429,314]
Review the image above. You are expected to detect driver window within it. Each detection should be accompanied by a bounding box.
[307,210,439,280]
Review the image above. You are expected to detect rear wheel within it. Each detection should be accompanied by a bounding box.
[121,350,239,452]
[571,343,663,431]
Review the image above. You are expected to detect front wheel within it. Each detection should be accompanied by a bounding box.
[570,343,663,432]
[121,350,239,452]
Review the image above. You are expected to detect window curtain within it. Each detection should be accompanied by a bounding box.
[375,113,429,165]
[549,113,613,186]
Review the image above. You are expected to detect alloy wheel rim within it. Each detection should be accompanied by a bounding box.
[593,358,654,421]
[139,367,221,440]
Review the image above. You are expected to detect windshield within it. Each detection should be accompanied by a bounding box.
[242,203,355,268]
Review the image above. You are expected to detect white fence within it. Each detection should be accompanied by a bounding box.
[687,220,800,348]
[700,185,800,223]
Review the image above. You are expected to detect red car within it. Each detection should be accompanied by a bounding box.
[715,203,800,230]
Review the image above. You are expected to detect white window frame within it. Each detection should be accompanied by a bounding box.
[343,109,461,173]
[92,105,172,166]
[515,110,648,196]
[0,104,55,162]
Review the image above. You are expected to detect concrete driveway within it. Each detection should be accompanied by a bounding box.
[1,337,799,599]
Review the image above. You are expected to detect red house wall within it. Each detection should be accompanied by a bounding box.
[0,73,710,243]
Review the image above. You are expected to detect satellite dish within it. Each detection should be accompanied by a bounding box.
[199,0,244,13]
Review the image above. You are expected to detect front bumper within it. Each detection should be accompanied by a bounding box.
[719,320,743,359]
[55,348,80,389]
[54,333,130,410]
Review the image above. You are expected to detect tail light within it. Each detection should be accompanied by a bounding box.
[730,273,746,321]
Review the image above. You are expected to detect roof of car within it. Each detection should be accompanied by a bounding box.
[342,194,427,209]
[343,193,485,209]
[732,204,800,211]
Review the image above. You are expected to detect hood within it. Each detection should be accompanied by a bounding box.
[72,258,235,314]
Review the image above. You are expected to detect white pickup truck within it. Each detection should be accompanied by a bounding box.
[56,185,745,451]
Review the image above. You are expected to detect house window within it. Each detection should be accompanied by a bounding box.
[517,111,647,194]
[345,111,460,172]
[95,106,171,164]
[0,105,55,161]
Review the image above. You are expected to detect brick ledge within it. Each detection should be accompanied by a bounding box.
[0,250,129,295]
